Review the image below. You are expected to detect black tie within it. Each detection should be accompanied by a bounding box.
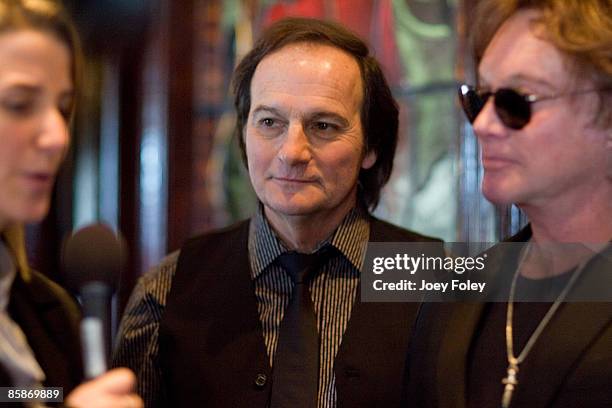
[270,247,333,408]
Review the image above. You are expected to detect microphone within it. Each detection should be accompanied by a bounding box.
[62,224,125,379]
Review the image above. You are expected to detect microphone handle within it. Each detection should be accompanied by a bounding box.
[80,282,112,379]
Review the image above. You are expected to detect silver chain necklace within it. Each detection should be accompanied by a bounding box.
[502,244,587,408]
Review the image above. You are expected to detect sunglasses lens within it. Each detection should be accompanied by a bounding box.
[494,89,531,129]
[458,86,485,123]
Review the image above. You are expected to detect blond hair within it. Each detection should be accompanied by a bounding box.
[472,0,612,127]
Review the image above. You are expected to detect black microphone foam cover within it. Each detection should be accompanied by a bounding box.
[62,223,124,293]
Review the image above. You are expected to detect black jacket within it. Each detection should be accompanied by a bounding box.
[404,228,612,407]
[1,270,83,406]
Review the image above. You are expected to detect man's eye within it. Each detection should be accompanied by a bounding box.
[261,118,275,127]
[314,121,338,132]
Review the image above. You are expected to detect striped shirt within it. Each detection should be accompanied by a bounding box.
[113,207,369,408]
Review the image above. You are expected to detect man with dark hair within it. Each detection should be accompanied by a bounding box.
[232,18,399,210]
[114,17,441,407]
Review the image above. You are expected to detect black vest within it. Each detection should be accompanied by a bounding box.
[159,217,442,407]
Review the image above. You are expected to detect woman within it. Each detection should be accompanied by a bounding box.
[406,0,611,407]
[0,1,141,406]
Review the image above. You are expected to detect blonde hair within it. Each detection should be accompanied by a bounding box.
[471,0,612,127]
[2,225,31,282]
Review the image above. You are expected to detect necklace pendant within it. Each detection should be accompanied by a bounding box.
[501,365,518,408]
[501,382,515,408]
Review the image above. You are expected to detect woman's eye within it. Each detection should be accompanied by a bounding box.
[59,107,71,120]
[58,102,74,120]
[316,122,330,130]
[3,100,33,114]
[58,97,74,120]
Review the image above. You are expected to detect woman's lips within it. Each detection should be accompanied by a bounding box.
[22,172,55,190]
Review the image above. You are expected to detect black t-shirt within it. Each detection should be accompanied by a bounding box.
[467,272,572,408]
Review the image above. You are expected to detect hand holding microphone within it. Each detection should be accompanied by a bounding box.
[64,368,142,408]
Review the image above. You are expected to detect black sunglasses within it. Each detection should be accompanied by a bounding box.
[457,84,603,130]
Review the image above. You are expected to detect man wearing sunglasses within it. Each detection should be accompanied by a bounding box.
[405,0,612,407]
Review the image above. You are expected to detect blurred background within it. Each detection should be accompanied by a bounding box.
[27,0,525,314]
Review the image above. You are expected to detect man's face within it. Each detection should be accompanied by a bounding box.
[245,43,376,223]
[474,10,609,211]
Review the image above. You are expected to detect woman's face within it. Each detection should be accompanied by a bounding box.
[473,10,609,211]
[0,29,73,231]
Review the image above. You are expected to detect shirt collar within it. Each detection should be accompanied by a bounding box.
[248,205,371,279]
[248,207,286,279]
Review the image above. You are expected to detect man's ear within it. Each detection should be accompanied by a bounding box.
[361,150,377,170]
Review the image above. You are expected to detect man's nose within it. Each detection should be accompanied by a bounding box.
[472,97,508,141]
[278,123,312,164]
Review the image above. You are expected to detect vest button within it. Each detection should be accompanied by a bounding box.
[254,373,267,388]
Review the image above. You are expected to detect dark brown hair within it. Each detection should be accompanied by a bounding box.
[232,17,399,211]
[472,0,612,127]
